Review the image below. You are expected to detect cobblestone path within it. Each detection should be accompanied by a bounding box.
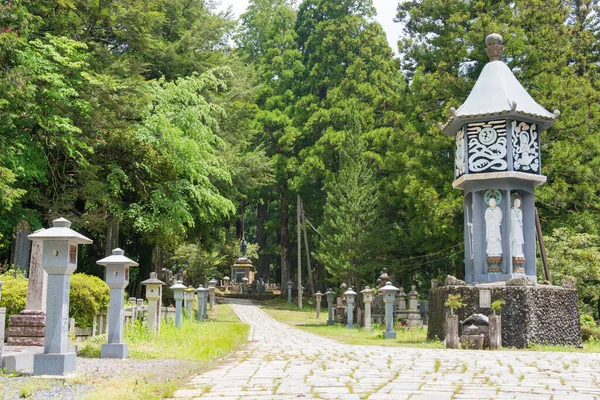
[172,299,600,400]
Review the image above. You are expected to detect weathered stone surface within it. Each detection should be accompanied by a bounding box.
[7,337,45,346]
[428,284,581,347]
[506,276,535,286]
[8,326,45,337]
[444,275,466,286]
[8,313,46,327]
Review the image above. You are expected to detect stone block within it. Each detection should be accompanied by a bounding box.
[9,312,46,327]
[7,337,45,346]
[8,326,45,337]
[2,350,36,373]
[101,343,128,359]
[33,352,76,376]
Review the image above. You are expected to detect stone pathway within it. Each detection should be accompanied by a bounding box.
[172,299,600,400]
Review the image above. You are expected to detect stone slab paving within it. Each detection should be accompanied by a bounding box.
[171,299,600,399]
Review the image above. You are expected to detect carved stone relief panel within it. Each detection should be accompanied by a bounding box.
[512,121,539,173]
[455,128,466,178]
[467,120,508,173]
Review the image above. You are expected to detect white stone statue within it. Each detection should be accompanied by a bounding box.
[485,197,503,256]
[510,198,524,257]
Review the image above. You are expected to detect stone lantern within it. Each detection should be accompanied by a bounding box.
[441,33,558,283]
[195,285,208,321]
[361,286,373,332]
[184,286,194,315]
[141,272,165,333]
[27,217,92,376]
[343,287,357,329]
[326,288,335,326]
[286,280,293,304]
[170,280,187,328]
[314,291,323,319]
[208,278,217,310]
[380,282,399,339]
[97,248,138,359]
[223,276,230,293]
[241,276,249,295]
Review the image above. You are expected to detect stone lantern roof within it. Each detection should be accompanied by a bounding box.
[141,272,165,286]
[28,217,93,244]
[97,248,139,267]
[441,33,558,136]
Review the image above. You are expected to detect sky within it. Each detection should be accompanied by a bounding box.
[216,0,403,55]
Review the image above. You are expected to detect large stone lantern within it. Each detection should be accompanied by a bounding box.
[97,248,138,359]
[441,33,559,283]
[28,217,93,376]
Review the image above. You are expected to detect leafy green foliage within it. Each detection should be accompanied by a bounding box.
[444,294,466,315]
[70,273,110,327]
[0,272,29,323]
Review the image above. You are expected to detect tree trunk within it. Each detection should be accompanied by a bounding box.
[280,191,290,297]
[236,203,246,240]
[153,243,162,274]
[301,199,315,297]
[105,217,119,256]
[256,201,269,280]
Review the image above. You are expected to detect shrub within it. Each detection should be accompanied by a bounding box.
[70,273,110,328]
[580,313,596,328]
[0,271,28,323]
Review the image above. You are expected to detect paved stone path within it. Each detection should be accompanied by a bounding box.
[172,299,600,399]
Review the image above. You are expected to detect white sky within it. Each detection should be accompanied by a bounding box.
[216,0,402,55]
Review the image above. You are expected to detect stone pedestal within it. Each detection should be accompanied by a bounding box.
[101,291,128,358]
[445,315,459,349]
[429,282,581,348]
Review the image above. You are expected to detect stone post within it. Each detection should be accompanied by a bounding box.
[97,248,138,358]
[184,286,194,316]
[141,272,165,333]
[445,314,459,349]
[326,288,335,326]
[361,286,373,332]
[489,315,502,350]
[343,287,357,328]
[170,281,186,328]
[28,217,93,376]
[396,287,407,319]
[287,280,293,305]
[7,236,47,347]
[0,281,5,358]
[406,285,423,327]
[315,291,323,319]
[208,278,217,310]
[380,282,399,339]
[194,286,204,321]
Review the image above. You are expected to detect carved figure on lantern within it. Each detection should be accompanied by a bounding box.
[511,194,526,273]
[485,197,503,256]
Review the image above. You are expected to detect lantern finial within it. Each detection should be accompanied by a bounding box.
[485,33,504,61]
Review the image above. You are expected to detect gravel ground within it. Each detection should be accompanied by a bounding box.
[0,357,202,399]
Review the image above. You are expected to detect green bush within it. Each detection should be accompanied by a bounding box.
[0,271,29,323]
[580,313,596,327]
[70,273,110,328]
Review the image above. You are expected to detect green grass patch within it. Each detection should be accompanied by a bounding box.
[259,298,443,348]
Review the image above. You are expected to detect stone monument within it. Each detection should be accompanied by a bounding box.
[97,248,138,358]
[429,33,581,348]
[7,234,47,346]
[28,217,92,376]
[141,272,165,333]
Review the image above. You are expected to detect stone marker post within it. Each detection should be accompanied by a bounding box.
[445,314,459,349]
[223,276,230,293]
[170,281,186,328]
[28,217,93,376]
[194,286,204,321]
[315,291,323,319]
[0,281,5,358]
[326,288,335,326]
[287,280,293,305]
[361,286,373,332]
[489,314,502,350]
[208,278,217,310]
[184,286,194,316]
[97,248,138,358]
[141,272,165,333]
[380,282,399,339]
[242,277,249,295]
[343,287,357,329]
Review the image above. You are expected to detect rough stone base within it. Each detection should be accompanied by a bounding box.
[428,283,581,348]
[7,310,46,347]
[101,343,128,359]
[33,352,76,376]
[405,314,423,327]
[384,331,396,339]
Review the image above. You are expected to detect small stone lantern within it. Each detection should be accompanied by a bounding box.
[286,280,293,304]
[208,278,217,310]
[315,291,323,319]
[241,276,249,295]
[28,217,92,376]
[195,285,208,321]
[223,276,230,293]
[97,248,138,359]
[184,286,194,315]
[343,287,357,328]
[326,288,335,325]
[380,282,400,339]
[141,272,165,333]
[170,280,187,328]
[361,286,373,332]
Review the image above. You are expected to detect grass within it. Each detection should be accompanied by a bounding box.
[258,297,444,349]
[74,303,249,400]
